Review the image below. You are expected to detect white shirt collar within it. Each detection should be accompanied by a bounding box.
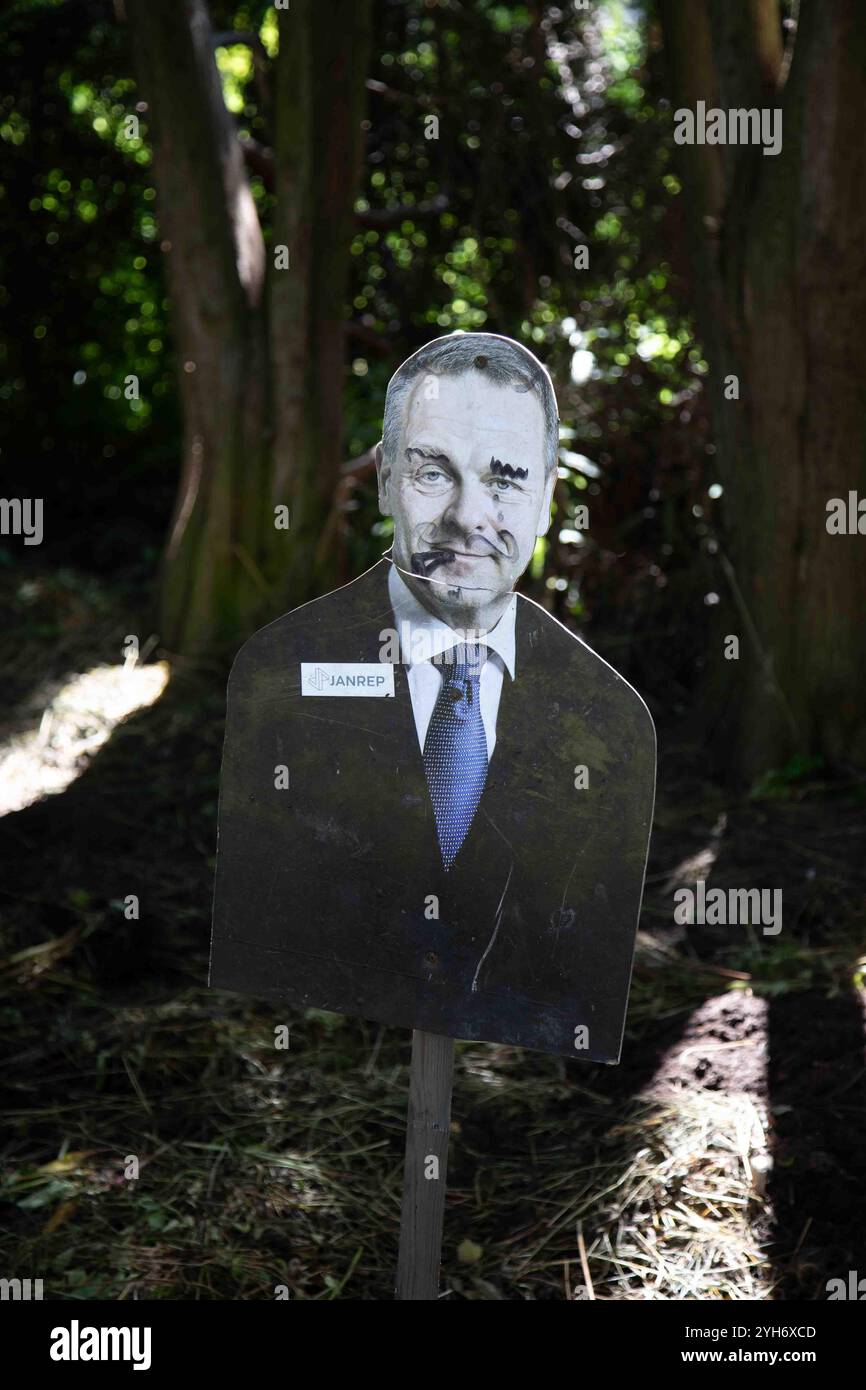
[387,560,517,679]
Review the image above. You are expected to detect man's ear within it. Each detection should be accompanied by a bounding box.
[536,469,557,538]
[374,441,391,517]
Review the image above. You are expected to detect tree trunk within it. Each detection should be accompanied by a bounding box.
[270,0,373,602]
[659,0,866,779]
[126,0,372,654]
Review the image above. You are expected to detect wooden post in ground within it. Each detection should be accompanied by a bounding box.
[396,1030,455,1300]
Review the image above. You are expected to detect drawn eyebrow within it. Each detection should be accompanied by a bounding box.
[490,457,528,480]
[406,446,450,462]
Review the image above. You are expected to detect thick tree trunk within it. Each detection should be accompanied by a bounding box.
[659,0,866,778]
[270,0,373,603]
[127,0,371,654]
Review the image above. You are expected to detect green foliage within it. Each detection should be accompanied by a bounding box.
[1,0,719,694]
[750,755,827,801]
[1,0,179,568]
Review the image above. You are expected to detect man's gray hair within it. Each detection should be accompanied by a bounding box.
[381,332,560,477]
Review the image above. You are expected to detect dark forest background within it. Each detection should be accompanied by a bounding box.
[1,0,864,1302]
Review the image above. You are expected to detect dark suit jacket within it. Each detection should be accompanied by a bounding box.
[210,557,655,1061]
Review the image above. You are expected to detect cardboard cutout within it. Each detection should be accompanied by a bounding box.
[210,334,655,1062]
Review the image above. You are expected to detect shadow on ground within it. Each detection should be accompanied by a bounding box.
[1,628,864,1299]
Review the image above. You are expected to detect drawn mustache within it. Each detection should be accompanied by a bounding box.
[410,534,513,576]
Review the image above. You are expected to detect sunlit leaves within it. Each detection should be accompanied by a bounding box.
[0,109,30,145]
[215,44,252,115]
[61,73,147,161]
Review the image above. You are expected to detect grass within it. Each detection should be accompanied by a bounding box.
[0,989,776,1300]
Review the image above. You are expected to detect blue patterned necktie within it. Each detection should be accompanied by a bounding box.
[423,641,489,872]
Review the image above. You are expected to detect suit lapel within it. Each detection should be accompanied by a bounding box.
[326,558,437,856]
[469,597,539,840]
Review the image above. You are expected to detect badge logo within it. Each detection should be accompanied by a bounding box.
[300,663,395,697]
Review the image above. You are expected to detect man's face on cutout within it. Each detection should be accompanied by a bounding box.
[377,371,555,626]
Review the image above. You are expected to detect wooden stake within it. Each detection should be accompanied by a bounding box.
[396,1029,455,1300]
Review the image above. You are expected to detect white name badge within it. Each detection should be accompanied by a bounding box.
[300,662,395,697]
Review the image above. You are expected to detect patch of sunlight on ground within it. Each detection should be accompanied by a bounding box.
[573,1091,773,1300]
[0,661,170,817]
